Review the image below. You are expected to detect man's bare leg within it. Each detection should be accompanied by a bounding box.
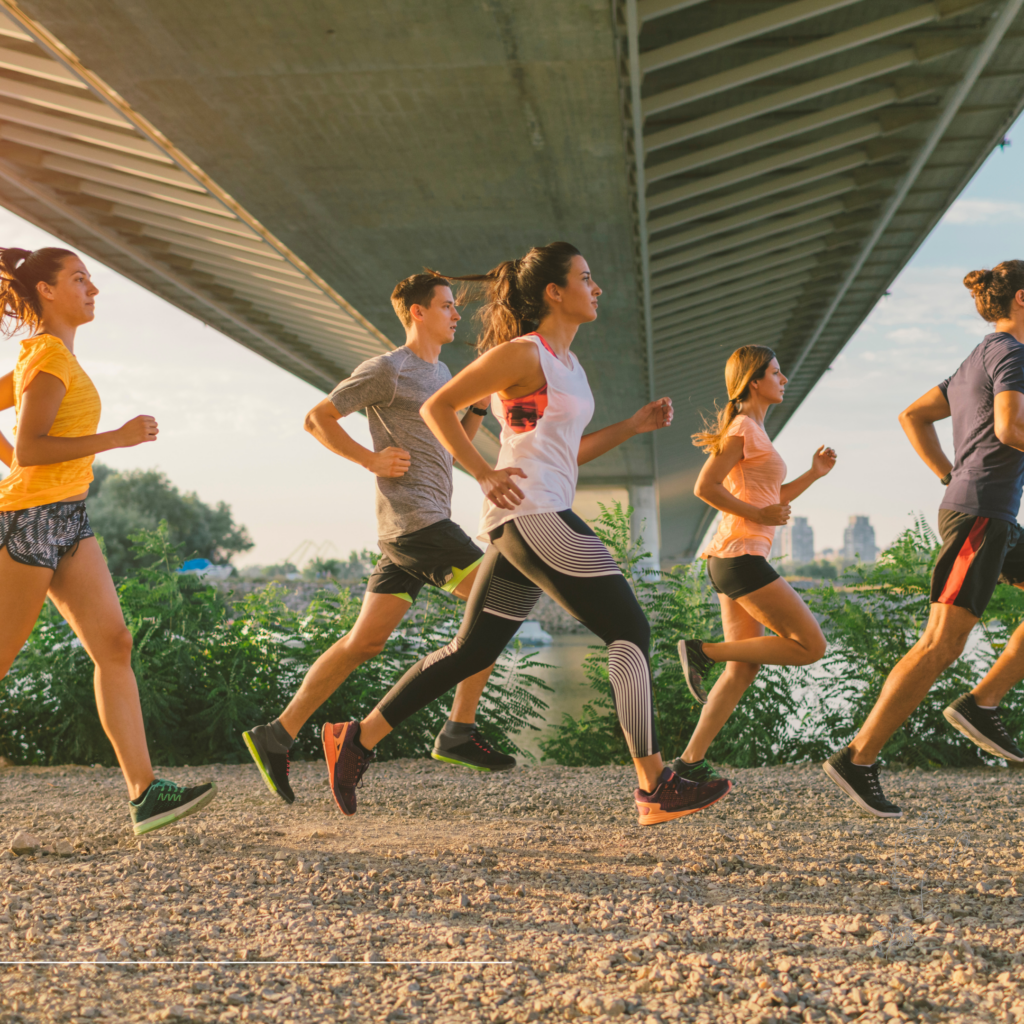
[972,611,1024,706]
[849,602,977,764]
[278,592,410,739]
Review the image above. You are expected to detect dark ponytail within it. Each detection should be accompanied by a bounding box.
[444,241,581,353]
[0,246,76,336]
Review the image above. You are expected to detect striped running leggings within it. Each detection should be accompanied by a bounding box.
[376,509,659,759]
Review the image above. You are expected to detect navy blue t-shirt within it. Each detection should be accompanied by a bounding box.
[939,332,1024,523]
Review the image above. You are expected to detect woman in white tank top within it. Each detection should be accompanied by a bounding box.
[324,242,734,827]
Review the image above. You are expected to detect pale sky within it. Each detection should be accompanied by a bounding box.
[1,113,1021,566]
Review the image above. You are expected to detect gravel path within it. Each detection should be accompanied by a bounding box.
[2,760,1023,1023]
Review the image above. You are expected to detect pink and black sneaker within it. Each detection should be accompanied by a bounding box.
[634,767,732,826]
[322,721,375,816]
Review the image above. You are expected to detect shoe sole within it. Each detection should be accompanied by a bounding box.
[822,761,902,818]
[431,750,516,772]
[678,640,708,705]
[636,780,733,826]
[322,721,357,817]
[943,707,1024,762]
[133,782,218,836]
[242,731,295,804]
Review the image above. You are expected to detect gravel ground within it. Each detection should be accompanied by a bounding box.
[2,760,1023,1024]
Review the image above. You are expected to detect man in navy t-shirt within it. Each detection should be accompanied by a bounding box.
[824,261,1024,818]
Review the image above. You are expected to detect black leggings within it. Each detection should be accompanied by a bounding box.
[377,509,659,758]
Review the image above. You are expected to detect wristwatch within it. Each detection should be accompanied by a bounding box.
[940,471,952,486]
[470,406,489,416]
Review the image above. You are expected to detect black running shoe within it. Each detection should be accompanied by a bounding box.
[243,724,295,804]
[822,747,902,818]
[130,779,217,836]
[943,693,1024,762]
[668,756,723,785]
[635,767,732,825]
[678,639,713,704]
[432,726,516,772]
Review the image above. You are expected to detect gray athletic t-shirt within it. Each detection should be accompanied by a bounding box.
[329,347,453,540]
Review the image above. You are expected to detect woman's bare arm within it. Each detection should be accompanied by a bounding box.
[0,372,13,467]
[578,397,673,465]
[695,435,790,526]
[780,445,837,503]
[899,386,953,477]
[15,371,157,467]
[422,343,543,509]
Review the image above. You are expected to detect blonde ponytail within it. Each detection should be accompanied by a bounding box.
[692,345,776,455]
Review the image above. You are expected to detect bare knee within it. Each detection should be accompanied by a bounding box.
[794,627,827,666]
[917,631,967,666]
[347,635,388,662]
[91,625,133,667]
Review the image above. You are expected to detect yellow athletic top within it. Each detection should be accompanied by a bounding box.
[0,334,101,511]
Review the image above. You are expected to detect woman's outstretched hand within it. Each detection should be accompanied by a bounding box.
[756,502,791,526]
[478,467,527,509]
[630,397,674,435]
[812,445,837,477]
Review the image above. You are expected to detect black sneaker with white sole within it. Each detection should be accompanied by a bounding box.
[678,639,714,705]
[943,693,1024,762]
[822,747,902,818]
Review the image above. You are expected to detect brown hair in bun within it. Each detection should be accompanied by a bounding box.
[963,260,1024,323]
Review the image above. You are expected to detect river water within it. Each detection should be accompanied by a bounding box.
[509,634,598,761]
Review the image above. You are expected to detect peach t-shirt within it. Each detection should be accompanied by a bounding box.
[702,414,787,559]
[0,334,101,511]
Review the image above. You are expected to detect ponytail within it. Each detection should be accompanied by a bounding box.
[692,345,776,455]
[0,246,76,336]
[443,241,581,353]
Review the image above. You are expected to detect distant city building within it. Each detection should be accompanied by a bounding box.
[843,515,877,562]
[771,517,815,564]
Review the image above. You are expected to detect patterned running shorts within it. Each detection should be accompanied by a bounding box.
[0,499,94,571]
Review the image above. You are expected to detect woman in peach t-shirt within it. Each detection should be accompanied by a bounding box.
[669,345,836,785]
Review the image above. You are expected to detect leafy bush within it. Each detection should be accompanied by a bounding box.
[541,506,1024,769]
[540,502,804,769]
[88,464,253,575]
[0,524,549,768]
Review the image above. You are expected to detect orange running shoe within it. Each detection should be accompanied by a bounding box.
[634,767,732,825]
[322,721,375,816]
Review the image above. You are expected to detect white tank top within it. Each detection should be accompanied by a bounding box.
[477,333,595,542]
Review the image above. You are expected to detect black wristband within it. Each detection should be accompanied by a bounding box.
[469,406,489,416]
[940,471,952,486]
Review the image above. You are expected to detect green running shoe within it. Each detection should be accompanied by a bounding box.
[668,757,722,785]
[130,779,217,835]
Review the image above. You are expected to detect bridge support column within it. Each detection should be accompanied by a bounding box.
[628,482,660,571]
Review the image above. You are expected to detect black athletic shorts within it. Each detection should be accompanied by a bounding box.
[367,518,484,603]
[0,499,93,571]
[706,554,780,600]
[930,508,1024,618]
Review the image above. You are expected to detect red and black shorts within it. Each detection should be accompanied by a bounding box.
[931,509,1024,618]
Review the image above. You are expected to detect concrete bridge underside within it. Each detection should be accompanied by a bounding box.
[0,0,1022,563]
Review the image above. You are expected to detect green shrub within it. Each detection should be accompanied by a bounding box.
[541,506,1024,769]
[0,524,550,768]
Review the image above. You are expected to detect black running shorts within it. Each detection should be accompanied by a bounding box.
[706,554,780,600]
[930,508,1024,618]
[367,518,484,603]
[0,499,93,571]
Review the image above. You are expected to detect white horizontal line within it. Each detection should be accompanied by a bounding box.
[1,959,516,966]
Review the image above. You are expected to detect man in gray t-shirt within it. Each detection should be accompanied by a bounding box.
[243,274,514,808]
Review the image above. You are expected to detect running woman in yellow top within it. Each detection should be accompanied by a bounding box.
[671,345,836,785]
[0,246,216,835]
